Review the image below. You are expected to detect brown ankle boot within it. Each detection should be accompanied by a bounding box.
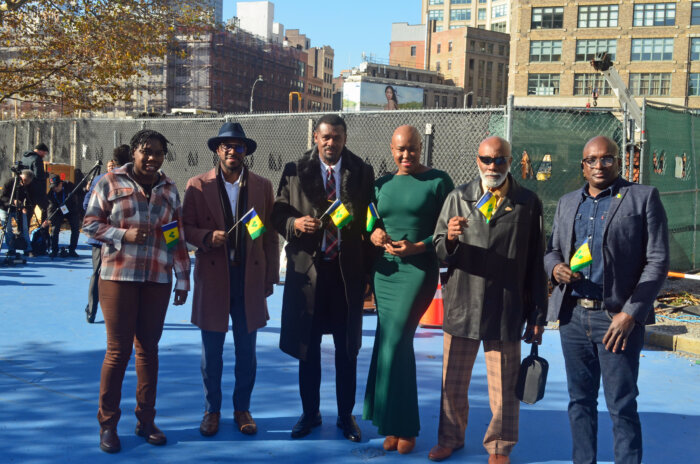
[383,435,399,451]
[99,428,121,453]
[135,421,167,446]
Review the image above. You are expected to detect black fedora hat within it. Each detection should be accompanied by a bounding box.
[207,122,257,155]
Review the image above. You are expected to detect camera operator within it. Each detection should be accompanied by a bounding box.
[21,143,50,223]
[0,169,36,258]
[44,174,80,258]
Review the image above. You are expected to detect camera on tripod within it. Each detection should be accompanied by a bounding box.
[9,161,26,175]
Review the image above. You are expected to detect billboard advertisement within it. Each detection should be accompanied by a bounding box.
[342,81,424,111]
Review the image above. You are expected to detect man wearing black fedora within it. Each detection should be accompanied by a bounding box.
[182,122,279,437]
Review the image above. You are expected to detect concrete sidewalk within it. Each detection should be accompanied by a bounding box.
[0,232,698,464]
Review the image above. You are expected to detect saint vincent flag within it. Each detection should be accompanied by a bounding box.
[366,202,379,232]
[476,191,498,223]
[327,199,353,229]
[240,207,266,240]
[570,239,593,272]
[161,220,179,249]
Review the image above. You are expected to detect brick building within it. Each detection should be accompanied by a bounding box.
[421,0,510,33]
[510,0,700,108]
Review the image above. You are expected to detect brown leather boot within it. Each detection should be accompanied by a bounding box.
[488,454,510,464]
[135,421,167,445]
[99,428,121,453]
[234,410,257,435]
[200,411,220,437]
[429,444,461,462]
[397,437,416,454]
[383,435,399,451]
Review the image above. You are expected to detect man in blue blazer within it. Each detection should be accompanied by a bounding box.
[544,136,669,464]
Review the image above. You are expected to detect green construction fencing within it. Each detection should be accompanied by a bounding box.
[644,103,700,272]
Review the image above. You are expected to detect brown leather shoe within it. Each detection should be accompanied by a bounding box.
[99,428,121,453]
[429,444,461,462]
[135,421,167,446]
[383,435,399,451]
[397,437,416,454]
[234,410,257,435]
[200,411,220,437]
[488,454,510,464]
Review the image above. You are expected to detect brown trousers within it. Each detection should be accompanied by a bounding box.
[438,333,521,456]
[97,279,172,429]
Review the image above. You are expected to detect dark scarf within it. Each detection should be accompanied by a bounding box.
[216,164,248,265]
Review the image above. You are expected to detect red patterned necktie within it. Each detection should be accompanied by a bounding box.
[324,167,338,260]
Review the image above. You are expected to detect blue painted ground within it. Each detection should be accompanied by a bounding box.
[0,232,698,464]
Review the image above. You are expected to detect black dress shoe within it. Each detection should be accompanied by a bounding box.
[99,428,121,453]
[291,412,322,439]
[336,414,361,442]
[135,421,167,445]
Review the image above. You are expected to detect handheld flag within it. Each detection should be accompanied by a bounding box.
[240,208,266,240]
[476,191,498,223]
[161,220,179,249]
[322,199,353,229]
[570,240,592,272]
[366,202,379,232]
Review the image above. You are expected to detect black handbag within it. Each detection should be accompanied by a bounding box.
[515,343,548,404]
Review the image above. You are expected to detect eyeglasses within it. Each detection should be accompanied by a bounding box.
[478,155,509,166]
[219,143,246,154]
[582,155,618,167]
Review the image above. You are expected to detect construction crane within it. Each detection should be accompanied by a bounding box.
[591,52,642,131]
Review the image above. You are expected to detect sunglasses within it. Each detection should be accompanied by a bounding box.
[219,143,246,154]
[478,155,509,166]
[582,155,618,167]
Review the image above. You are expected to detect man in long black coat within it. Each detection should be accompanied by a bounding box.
[272,114,373,442]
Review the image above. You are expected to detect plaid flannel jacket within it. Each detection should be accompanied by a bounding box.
[82,164,190,291]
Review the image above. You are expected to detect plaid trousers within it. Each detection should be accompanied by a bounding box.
[437,333,521,456]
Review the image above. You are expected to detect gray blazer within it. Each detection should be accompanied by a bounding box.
[434,175,548,342]
[544,178,669,325]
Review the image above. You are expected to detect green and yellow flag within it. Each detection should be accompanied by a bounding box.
[570,240,593,272]
[476,191,498,223]
[366,202,379,232]
[327,199,353,229]
[241,208,266,240]
[161,220,179,249]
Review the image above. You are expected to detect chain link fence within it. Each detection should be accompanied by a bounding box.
[2,103,697,271]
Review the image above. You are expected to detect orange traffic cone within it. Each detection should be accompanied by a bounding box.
[419,282,443,329]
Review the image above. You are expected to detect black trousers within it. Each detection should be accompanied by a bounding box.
[299,259,357,418]
[50,210,80,253]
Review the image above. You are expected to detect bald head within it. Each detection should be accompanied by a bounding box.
[478,136,511,158]
[583,136,619,158]
[392,125,421,147]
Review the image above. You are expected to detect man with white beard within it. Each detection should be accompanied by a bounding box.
[430,136,548,464]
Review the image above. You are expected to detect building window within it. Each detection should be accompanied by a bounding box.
[574,74,612,95]
[451,0,470,3]
[693,3,700,25]
[450,25,466,29]
[633,3,675,27]
[578,5,618,28]
[531,7,564,29]
[498,45,506,55]
[575,39,617,61]
[447,59,452,70]
[448,41,453,51]
[436,61,441,71]
[478,8,486,20]
[631,38,674,61]
[491,22,506,32]
[530,40,562,62]
[437,43,441,53]
[689,73,700,95]
[527,73,560,95]
[428,9,444,21]
[451,9,470,21]
[492,4,507,18]
[435,25,444,31]
[487,43,494,54]
[429,0,444,4]
[410,45,417,56]
[629,73,671,96]
[479,0,486,3]
[691,38,700,61]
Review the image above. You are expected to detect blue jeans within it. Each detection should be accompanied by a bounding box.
[559,305,645,464]
[201,264,257,413]
[0,208,31,254]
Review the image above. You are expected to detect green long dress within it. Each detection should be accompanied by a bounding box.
[363,169,454,437]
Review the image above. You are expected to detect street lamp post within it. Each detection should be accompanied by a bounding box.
[250,75,264,113]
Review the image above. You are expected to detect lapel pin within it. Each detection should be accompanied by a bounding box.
[505,206,513,211]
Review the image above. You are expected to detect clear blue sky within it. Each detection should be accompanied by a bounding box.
[222,0,422,73]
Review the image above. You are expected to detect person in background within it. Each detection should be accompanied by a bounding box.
[21,142,49,223]
[46,174,81,258]
[83,145,131,323]
[0,169,36,258]
[83,130,190,454]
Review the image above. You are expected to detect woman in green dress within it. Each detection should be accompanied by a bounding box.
[363,125,454,454]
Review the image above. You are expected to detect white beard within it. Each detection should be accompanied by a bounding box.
[479,169,508,189]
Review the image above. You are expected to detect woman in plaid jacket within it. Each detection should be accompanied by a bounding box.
[83,130,190,454]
